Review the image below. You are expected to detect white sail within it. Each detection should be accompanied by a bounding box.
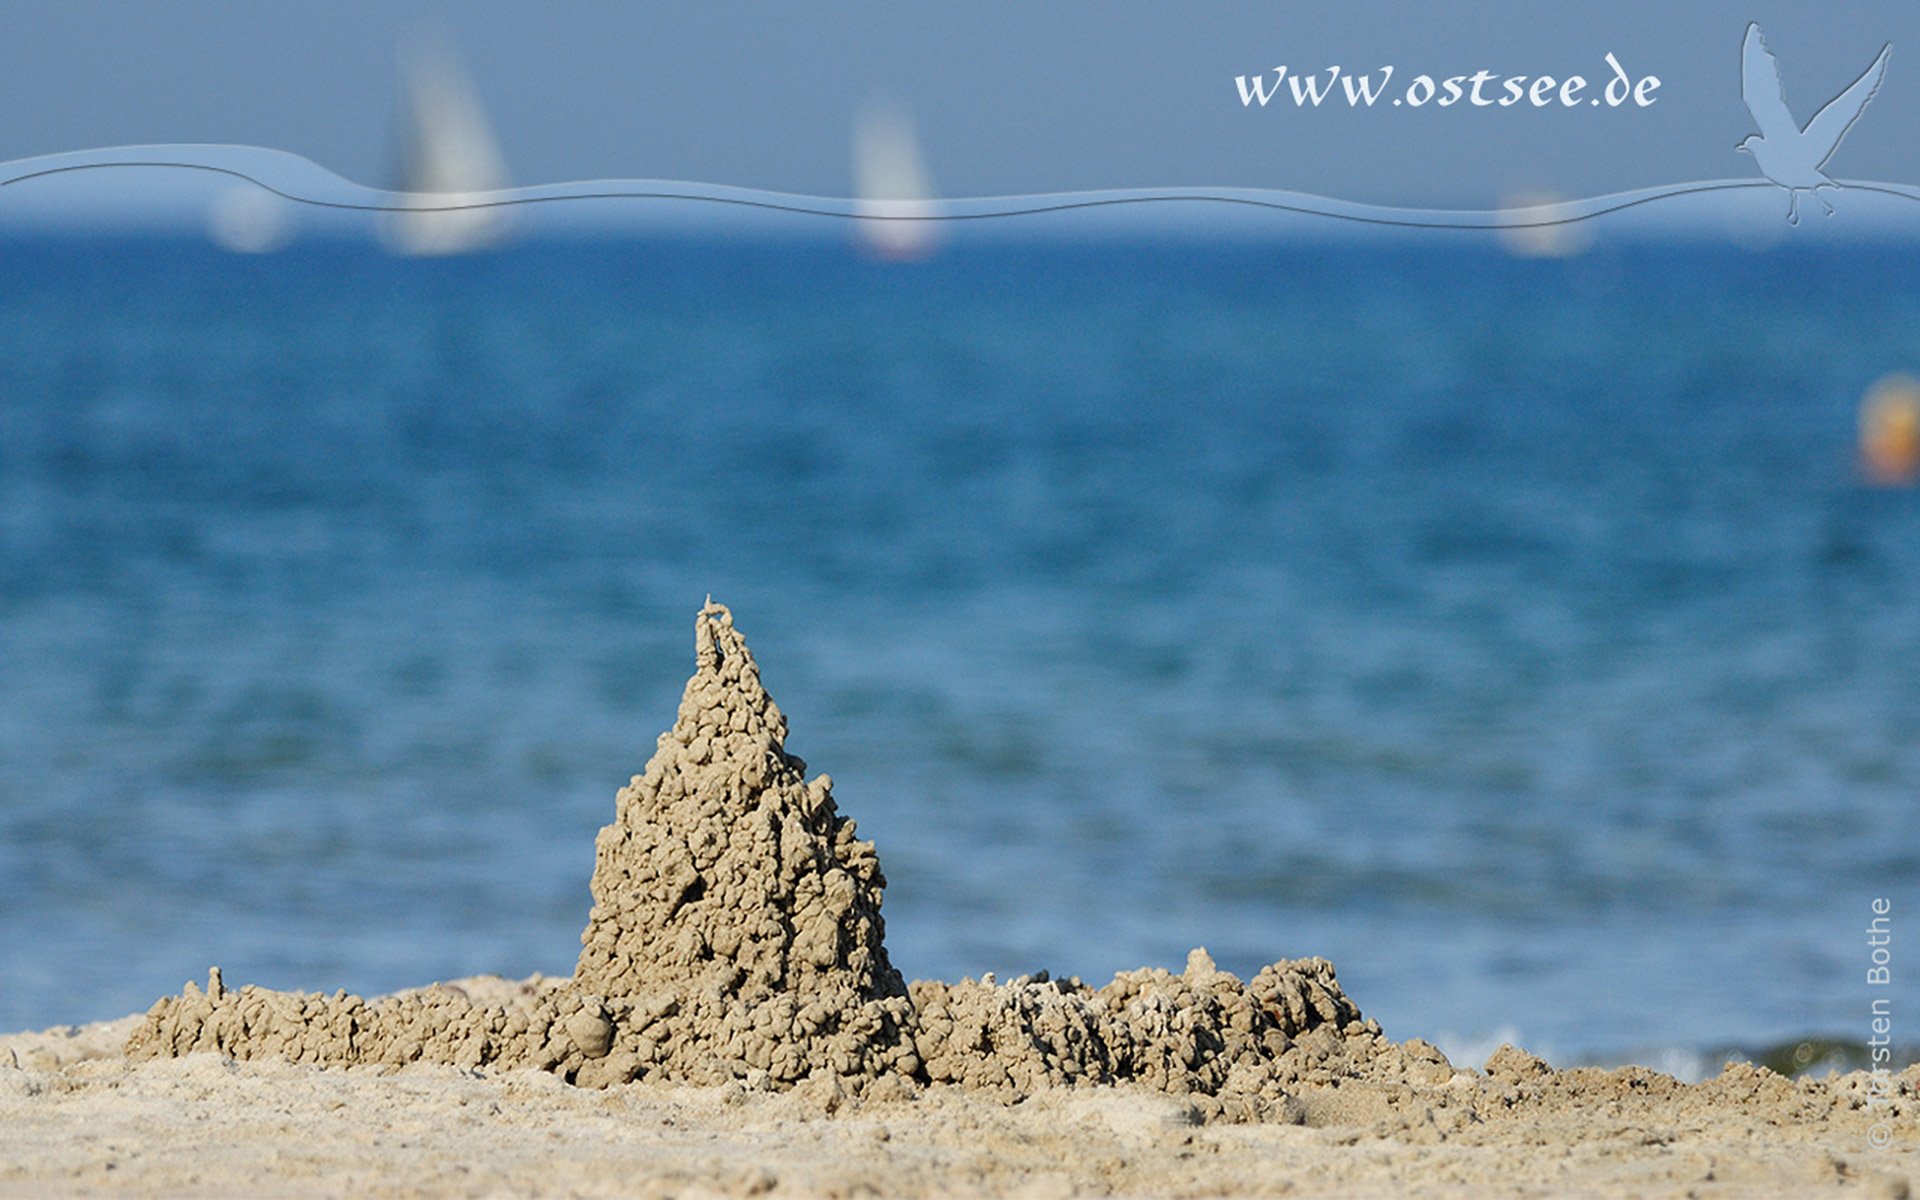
[206,185,293,254]
[382,37,512,256]
[852,100,938,261]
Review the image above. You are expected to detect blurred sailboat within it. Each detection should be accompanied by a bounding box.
[206,186,293,254]
[1494,190,1589,259]
[381,36,512,256]
[852,100,939,261]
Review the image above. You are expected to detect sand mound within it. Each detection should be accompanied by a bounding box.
[125,601,1384,1114]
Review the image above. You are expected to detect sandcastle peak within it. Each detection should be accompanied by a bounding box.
[574,599,906,1005]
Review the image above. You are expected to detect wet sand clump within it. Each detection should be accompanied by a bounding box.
[126,601,1384,1114]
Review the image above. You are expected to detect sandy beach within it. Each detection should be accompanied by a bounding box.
[4,603,1912,1198]
[2,1007,1914,1199]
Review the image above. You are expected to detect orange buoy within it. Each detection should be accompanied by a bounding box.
[1859,375,1920,486]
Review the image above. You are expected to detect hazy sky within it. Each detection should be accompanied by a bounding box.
[2,2,1919,209]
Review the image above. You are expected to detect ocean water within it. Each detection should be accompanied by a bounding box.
[1,235,1916,1071]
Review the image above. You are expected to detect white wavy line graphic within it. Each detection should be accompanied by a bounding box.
[6,144,1919,230]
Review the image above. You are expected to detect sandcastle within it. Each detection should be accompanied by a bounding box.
[126,600,1391,1118]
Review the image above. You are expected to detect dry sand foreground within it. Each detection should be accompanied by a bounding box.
[1,1010,1915,1200]
[3,603,1913,1197]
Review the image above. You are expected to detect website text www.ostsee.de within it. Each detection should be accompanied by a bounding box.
[1235,53,1659,109]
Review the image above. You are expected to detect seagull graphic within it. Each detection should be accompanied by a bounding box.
[1738,23,1890,224]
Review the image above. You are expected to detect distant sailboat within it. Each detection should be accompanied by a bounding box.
[382,37,512,256]
[206,185,293,254]
[1493,191,1589,260]
[852,100,939,261]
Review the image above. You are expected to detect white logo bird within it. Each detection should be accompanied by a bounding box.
[1738,23,1890,224]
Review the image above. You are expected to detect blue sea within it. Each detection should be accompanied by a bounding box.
[1,234,1916,1073]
